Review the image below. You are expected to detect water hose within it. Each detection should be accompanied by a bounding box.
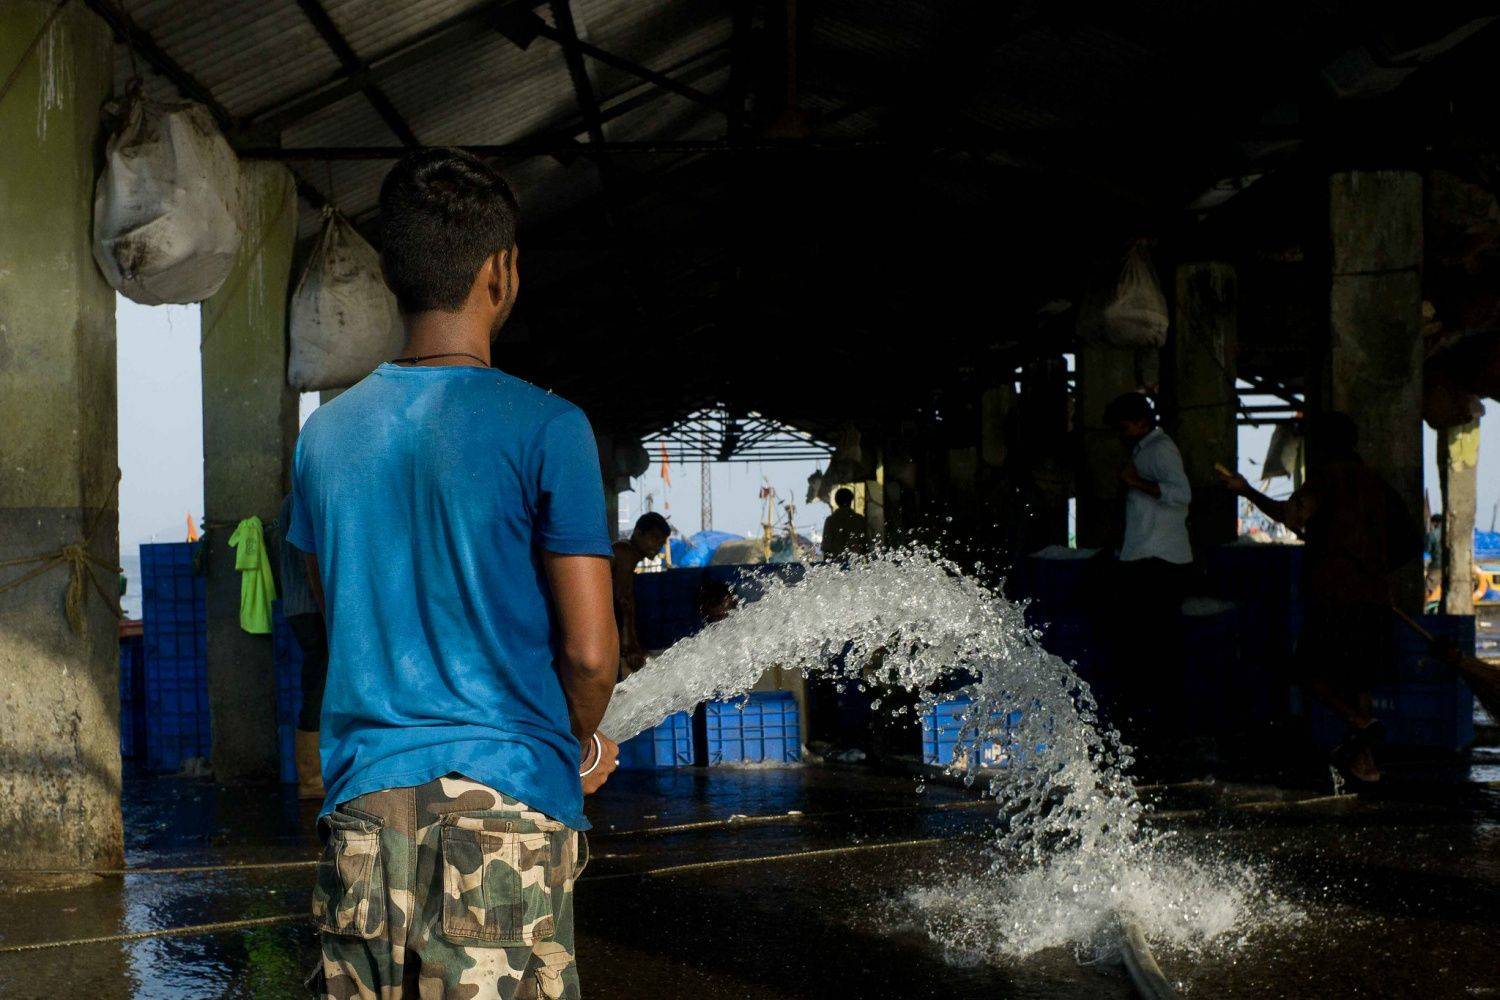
[1117,917,1178,999]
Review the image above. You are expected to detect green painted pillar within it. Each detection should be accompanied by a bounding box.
[201,162,298,781]
[1076,344,1153,550]
[1328,170,1424,613]
[1170,262,1238,550]
[0,2,121,877]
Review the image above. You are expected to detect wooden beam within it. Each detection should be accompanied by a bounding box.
[512,10,731,113]
[241,0,546,139]
[293,0,420,146]
[81,0,234,130]
[241,138,898,159]
[81,0,335,209]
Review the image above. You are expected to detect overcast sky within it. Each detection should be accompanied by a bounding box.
[117,296,1500,559]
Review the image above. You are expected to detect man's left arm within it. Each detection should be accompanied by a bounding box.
[1125,441,1191,507]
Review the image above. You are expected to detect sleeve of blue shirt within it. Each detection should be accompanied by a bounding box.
[1144,438,1193,510]
[535,408,613,556]
[285,435,317,554]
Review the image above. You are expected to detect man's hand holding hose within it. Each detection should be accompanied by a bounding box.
[579,731,619,795]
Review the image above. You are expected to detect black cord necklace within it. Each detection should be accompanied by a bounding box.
[391,351,489,367]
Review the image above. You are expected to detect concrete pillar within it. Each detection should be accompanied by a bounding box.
[1438,419,1479,615]
[0,2,121,876]
[1076,344,1152,550]
[605,486,622,542]
[1170,263,1238,550]
[1328,170,1424,611]
[864,450,886,546]
[201,162,298,781]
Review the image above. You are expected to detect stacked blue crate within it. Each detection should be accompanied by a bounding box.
[139,542,208,773]
[1203,544,1304,659]
[1302,614,1476,751]
[272,603,305,784]
[1019,552,1098,628]
[633,568,705,650]
[616,711,695,769]
[704,691,801,764]
[920,695,1027,766]
[1180,601,1246,731]
[118,630,146,759]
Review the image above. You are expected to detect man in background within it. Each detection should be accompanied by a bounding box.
[1103,392,1193,754]
[821,487,870,560]
[287,148,619,999]
[278,491,326,800]
[1220,412,1421,783]
[612,511,670,678]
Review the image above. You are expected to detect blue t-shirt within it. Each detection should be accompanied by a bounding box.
[285,363,611,829]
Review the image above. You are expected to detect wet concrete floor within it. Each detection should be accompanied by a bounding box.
[0,755,1496,999]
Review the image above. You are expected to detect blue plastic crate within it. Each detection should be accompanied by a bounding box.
[1301,680,1474,751]
[271,604,306,784]
[139,542,209,773]
[921,696,1024,766]
[633,568,706,650]
[118,633,146,759]
[1020,553,1098,625]
[705,691,801,764]
[1204,544,1304,660]
[1391,615,1475,682]
[617,711,695,769]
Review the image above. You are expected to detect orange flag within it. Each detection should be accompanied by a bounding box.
[186,513,200,542]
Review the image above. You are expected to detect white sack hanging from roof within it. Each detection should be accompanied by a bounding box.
[288,209,404,391]
[92,89,244,304]
[1078,240,1170,349]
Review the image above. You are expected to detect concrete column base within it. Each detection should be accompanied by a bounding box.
[0,0,121,877]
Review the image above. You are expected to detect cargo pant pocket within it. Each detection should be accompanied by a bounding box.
[311,810,387,939]
[439,811,565,947]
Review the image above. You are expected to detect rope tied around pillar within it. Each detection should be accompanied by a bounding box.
[0,471,123,633]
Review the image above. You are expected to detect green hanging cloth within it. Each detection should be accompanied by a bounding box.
[227,515,276,634]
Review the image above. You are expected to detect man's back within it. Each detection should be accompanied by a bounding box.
[287,362,610,828]
[1291,458,1418,606]
[822,506,869,559]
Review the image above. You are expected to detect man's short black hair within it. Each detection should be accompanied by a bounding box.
[834,487,855,508]
[1103,392,1155,427]
[378,148,520,314]
[635,512,670,537]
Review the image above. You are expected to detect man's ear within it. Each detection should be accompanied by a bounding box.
[486,251,507,306]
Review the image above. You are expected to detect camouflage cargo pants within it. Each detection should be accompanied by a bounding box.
[309,774,587,999]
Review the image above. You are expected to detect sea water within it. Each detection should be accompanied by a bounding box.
[598,547,1298,963]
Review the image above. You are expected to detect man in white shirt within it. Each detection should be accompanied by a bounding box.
[1107,392,1193,568]
[1103,391,1193,760]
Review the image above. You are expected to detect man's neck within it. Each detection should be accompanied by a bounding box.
[398,311,493,366]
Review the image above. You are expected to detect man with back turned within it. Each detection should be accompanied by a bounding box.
[1220,412,1421,783]
[286,148,620,999]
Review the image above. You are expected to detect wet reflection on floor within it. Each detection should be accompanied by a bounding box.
[0,760,1496,998]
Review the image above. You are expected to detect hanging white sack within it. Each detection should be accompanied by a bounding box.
[1079,242,1170,348]
[92,92,244,304]
[288,210,405,391]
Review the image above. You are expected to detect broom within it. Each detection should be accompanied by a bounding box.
[1391,606,1500,722]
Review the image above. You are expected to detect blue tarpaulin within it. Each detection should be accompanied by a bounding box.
[669,530,742,567]
[1475,531,1500,561]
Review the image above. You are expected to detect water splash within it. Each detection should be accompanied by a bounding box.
[599,546,1292,961]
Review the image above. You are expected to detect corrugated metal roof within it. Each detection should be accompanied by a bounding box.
[92,0,1497,430]
[125,0,342,116]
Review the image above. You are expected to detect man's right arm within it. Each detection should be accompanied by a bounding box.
[545,552,619,742]
[1219,469,1311,534]
[612,553,645,669]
